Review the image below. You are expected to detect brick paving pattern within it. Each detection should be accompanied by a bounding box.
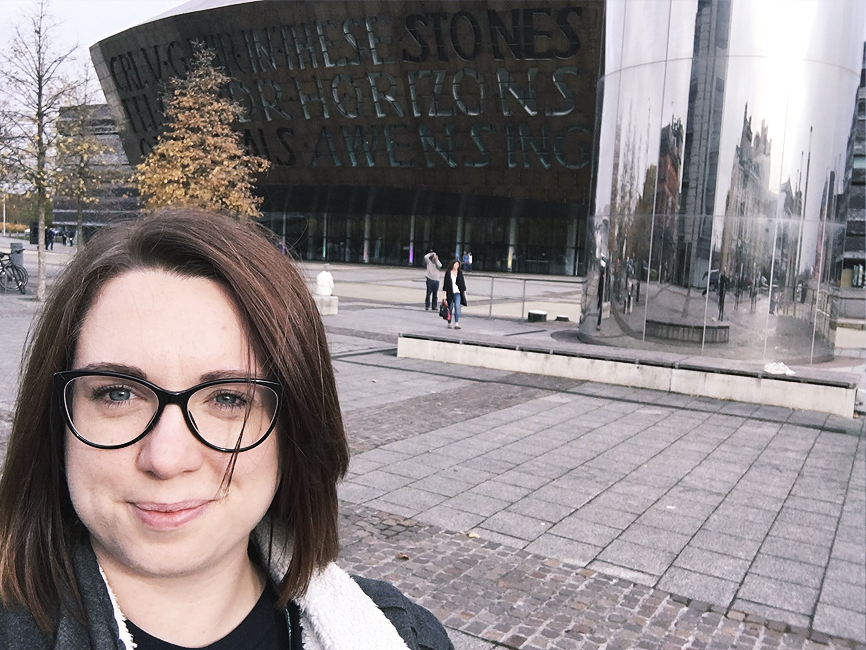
[342,379,550,453]
[339,504,862,650]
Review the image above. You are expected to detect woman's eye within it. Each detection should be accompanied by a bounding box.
[92,385,136,402]
[214,392,247,407]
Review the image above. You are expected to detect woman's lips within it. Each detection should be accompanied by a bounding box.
[131,501,210,530]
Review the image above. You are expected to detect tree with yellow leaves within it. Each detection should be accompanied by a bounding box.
[135,43,269,218]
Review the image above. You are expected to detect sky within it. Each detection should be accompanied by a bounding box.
[0,0,187,99]
[0,0,185,51]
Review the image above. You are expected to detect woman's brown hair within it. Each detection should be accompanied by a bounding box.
[0,209,349,632]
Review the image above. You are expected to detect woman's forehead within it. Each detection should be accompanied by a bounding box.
[74,270,259,383]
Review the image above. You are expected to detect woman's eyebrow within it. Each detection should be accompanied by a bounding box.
[76,362,147,379]
[198,370,262,383]
[74,365,262,384]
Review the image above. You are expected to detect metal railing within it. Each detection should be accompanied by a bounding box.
[462,274,585,323]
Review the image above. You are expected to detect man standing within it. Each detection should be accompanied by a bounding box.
[424,249,442,310]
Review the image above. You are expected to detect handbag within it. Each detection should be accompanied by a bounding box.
[439,299,451,321]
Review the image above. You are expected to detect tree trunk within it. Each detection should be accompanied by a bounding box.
[36,188,46,302]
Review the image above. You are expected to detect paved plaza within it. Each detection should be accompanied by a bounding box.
[0,239,864,649]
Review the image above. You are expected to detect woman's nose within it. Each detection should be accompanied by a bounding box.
[135,404,205,478]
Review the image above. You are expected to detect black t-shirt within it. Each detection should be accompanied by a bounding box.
[125,587,300,650]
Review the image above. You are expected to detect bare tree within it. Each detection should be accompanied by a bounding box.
[1,0,77,300]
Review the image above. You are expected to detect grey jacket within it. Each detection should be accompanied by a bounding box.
[0,541,454,650]
[424,253,442,281]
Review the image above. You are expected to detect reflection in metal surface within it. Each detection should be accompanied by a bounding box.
[592,0,865,363]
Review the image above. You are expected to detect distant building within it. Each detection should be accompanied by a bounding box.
[91,0,604,275]
[828,45,865,354]
[836,43,866,289]
[676,0,731,287]
[653,118,684,283]
[52,104,138,239]
[721,106,775,289]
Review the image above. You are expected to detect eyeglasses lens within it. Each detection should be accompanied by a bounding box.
[64,376,279,450]
[187,382,279,450]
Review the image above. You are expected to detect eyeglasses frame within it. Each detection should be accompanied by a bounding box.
[53,370,282,453]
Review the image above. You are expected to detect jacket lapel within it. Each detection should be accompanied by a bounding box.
[298,564,411,650]
[255,522,410,650]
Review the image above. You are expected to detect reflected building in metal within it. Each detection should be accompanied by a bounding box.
[834,44,866,353]
[592,0,865,363]
[677,0,729,289]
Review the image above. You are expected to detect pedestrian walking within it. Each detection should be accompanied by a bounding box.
[443,258,467,329]
[596,259,606,331]
[624,258,635,314]
[424,248,442,310]
[0,209,455,650]
[718,270,727,320]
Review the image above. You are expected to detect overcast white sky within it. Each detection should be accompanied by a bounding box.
[0,0,184,50]
[0,0,186,96]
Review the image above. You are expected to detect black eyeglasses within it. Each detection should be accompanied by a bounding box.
[54,371,281,452]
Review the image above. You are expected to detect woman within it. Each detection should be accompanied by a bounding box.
[0,210,453,650]
[442,260,467,330]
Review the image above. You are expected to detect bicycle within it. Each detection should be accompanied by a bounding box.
[0,251,28,294]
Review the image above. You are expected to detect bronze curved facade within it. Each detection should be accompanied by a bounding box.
[92,0,604,274]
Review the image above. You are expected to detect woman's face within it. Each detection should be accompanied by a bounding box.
[451,261,459,272]
[65,270,280,584]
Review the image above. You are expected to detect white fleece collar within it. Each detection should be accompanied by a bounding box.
[97,565,137,650]
[297,563,410,650]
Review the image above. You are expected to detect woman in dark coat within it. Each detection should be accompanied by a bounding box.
[443,259,467,329]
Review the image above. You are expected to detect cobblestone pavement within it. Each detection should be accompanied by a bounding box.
[339,504,860,650]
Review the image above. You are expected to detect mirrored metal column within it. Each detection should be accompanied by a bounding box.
[592,0,865,363]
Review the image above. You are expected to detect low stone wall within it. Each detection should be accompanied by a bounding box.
[831,317,865,356]
[397,334,859,417]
